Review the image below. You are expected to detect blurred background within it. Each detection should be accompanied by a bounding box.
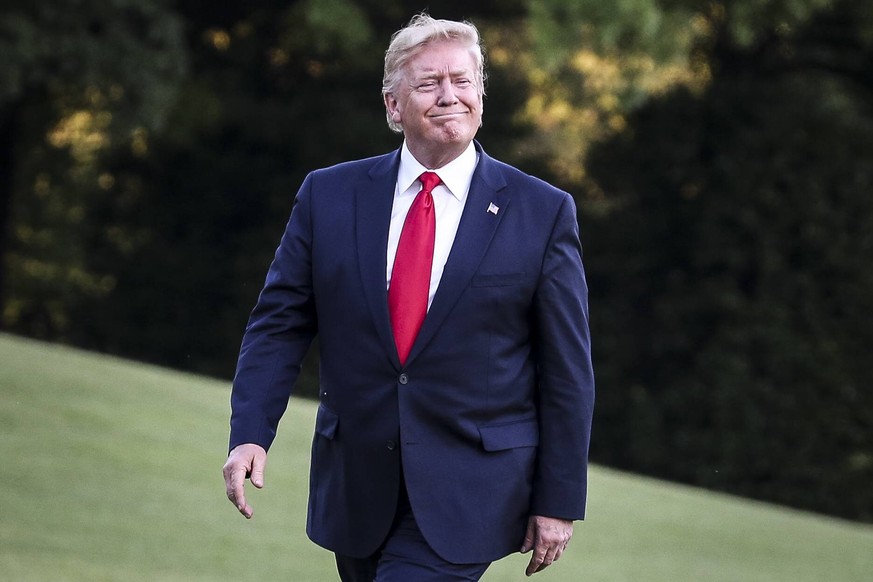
[1,0,871,526]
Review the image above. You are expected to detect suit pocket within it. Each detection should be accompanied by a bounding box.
[478,418,539,451]
[471,272,527,287]
[315,403,339,440]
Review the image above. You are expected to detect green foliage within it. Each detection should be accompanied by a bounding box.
[292,0,376,56]
[0,0,187,129]
[0,0,187,337]
[585,0,873,521]
[528,0,686,63]
[519,0,708,190]
[3,334,872,581]
[53,1,399,380]
[725,0,838,47]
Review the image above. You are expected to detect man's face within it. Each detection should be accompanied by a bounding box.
[385,40,483,165]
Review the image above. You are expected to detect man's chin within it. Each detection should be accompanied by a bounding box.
[432,123,477,142]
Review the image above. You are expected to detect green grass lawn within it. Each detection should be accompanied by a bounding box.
[1,333,871,581]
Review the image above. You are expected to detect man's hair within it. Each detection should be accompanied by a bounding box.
[382,13,486,133]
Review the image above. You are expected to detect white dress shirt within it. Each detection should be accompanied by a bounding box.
[386,141,479,309]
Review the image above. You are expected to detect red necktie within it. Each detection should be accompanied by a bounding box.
[389,171,441,365]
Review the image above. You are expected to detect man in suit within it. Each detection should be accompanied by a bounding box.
[222,14,595,581]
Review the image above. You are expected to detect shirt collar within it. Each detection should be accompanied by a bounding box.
[398,141,478,201]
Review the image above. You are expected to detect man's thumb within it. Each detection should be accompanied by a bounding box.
[250,454,266,489]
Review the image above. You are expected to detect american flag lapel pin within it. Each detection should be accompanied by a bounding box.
[487,202,499,215]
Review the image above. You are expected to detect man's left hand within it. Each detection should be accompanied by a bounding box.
[520,515,573,576]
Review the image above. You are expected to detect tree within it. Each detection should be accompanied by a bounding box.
[0,0,186,334]
[584,0,873,520]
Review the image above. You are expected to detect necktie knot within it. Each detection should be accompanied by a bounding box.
[419,171,441,195]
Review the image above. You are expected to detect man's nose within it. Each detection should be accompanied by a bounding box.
[436,79,459,105]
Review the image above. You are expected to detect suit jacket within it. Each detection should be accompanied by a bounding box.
[229,142,595,564]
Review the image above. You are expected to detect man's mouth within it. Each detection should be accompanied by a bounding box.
[430,111,468,119]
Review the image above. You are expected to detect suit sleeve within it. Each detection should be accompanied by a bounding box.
[530,192,595,520]
[229,173,318,453]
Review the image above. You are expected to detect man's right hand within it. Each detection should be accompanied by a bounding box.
[222,443,267,519]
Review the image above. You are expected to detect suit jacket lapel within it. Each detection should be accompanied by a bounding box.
[357,150,403,368]
[406,146,509,364]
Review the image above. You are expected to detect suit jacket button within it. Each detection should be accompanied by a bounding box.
[398,373,408,385]
[386,440,396,451]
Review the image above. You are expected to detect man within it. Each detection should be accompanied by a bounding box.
[223,14,595,581]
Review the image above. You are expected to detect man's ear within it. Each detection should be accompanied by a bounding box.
[384,93,402,124]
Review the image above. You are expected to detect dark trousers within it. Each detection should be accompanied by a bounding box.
[334,480,491,582]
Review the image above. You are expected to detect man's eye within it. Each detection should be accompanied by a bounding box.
[417,82,437,90]
[456,79,471,86]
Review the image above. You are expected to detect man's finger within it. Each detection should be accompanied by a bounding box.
[229,465,253,518]
[520,518,536,553]
[525,547,548,576]
[534,544,561,574]
[528,538,566,576]
[250,451,267,489]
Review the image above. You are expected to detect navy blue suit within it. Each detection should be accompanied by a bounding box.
[229,142,595,564]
